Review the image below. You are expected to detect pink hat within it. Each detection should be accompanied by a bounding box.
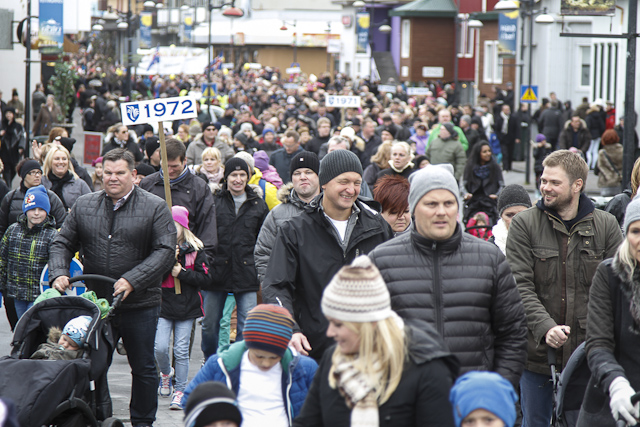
[172,206,190,230]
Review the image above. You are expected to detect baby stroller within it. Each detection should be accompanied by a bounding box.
[549,343,591,427]
[463,194,498,241]
[0,275,123,427]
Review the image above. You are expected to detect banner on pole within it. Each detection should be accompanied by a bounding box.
[39,0,64,54]
[140,12,152,49]
[120,96,199,126]
[355,12,369,54]
[498,11,517,57]
[561,0,615,15]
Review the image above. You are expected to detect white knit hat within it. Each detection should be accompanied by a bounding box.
[321,255,392,322]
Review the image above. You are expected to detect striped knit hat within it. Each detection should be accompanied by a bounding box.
[322,255,392,322]
[243,304,294,357]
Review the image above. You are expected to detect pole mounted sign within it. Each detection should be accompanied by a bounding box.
[119,95,198,294]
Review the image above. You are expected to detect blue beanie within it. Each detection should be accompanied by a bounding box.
[449,371,518,427]
[22,185,51,214]
[62,315,92,347]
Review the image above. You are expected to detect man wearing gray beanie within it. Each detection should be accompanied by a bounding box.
[369,163,528,388]
[262,148,392,361]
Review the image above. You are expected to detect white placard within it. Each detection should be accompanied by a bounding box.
[325,95,361,108]
[283,83,299,90]
[286,67,302,74]
[422,66,444,78]
[407,87,432,96]
[120,96,198,125]
[222,63,234,69]
[377,84,396,93]
[327,39,341,53]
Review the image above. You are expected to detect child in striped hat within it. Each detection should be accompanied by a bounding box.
[181,304,318,425]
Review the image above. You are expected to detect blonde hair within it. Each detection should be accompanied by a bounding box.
[196,147,223,174]
[43,145,79,179]
[328,317,407,404]
[370,140,393,169]
[618,238,636,274]
[631,157,640,199]
[175,222,204,251]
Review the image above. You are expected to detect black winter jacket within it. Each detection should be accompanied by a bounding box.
[604,189,631,229]
[140,170,217,262]
[293,321,459,427]
[212,184,268,293]
[578,256,640,426]
[262,195,393,360]
[160,245,209,320]
[368,224,528,386]
[0,187,67,236]
[48,187,177,310]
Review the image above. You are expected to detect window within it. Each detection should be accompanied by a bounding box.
[483,40,502,84]
[580,46,590,87]
[401,19,410,58]
[457,15,475,58]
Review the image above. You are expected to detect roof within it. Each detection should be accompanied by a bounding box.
[389,0,458,17]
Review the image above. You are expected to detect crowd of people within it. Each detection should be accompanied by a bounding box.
[1,64,640,427]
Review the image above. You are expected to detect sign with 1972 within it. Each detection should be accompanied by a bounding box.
[120,96,198,125]
[325,95,361,108]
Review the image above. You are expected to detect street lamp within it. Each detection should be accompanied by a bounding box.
[453,14,483,105]
[494,0,553,184]
[280,20,298,63]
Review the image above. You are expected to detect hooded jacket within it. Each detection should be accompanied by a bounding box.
[254,184,309,283]
[248,168,280,210]
[597,144,623,189]
[506,195,622,374]
[182,341,318,424]
[101,131,143,162]
[186,134,235,166]
[293,321,459,427]
[48,186,177,310]
[212,183,268,293]
[558,118,591,152]
[262,195,393,360]
[160,244,209,320]
[369,224,528,386]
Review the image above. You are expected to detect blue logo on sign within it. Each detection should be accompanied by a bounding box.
[126,104,140,122]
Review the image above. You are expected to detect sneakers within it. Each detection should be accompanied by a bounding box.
[158,367,174,397]
[170,391,184,410]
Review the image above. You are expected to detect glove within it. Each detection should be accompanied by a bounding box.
[609,376,639,426]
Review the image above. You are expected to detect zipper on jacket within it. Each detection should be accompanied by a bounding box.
[218,357,233,390]
[433,248,444,336]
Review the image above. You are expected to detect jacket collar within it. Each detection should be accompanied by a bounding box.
[410,222,462,253]
[535,192,594,231]
[218,341,295,374]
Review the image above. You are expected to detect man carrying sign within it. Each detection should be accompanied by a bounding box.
[49,149,177,427]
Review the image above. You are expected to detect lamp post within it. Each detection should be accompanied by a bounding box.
[280,20,297,64]
[494,0,553,185]
[453,13,483,106]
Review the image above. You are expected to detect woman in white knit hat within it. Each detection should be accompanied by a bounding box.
[294,255,459,427]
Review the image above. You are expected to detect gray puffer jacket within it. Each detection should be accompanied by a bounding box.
[41,175,92,211]
[254,183,308,283]
[48,186,177,310]
[368,224,528,386]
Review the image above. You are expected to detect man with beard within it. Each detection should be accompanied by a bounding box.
[506,150,622,427]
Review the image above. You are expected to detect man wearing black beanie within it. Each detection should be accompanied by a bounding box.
[262,149,393,361]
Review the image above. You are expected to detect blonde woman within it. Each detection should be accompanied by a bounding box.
[376,140,415,182]
[362,140,393,187]
[41,145,91,210]
[294,256,458,427]
[195,147,224,184]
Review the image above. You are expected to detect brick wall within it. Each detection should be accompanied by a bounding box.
[400,17,455,82]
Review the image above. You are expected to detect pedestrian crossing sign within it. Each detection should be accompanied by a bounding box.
[520,85,539,103]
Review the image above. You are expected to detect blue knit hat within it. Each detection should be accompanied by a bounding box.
[22,185,50,214]
[449,371,518,427]
[62,315,92,347]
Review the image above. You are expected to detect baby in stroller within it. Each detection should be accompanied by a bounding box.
[30,315,92,360]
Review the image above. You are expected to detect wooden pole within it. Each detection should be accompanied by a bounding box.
[158,121,182,294]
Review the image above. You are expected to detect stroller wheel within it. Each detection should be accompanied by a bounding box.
[101,417,125,427]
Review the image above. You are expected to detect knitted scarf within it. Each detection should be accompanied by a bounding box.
[159,166,190,185]
[200,166,224,184]
[333,356,383,427]
[48,171,73,209]
[474,164,492,180]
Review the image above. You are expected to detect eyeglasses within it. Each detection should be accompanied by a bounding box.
[28,170,43,176]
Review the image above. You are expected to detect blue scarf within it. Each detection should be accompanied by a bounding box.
[159,166,190,185]
[474,164,491,180]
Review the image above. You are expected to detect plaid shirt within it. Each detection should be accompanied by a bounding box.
[0,215,57,301]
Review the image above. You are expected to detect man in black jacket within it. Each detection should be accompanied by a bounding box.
[262,150,393,361]
[368,164,528,387]
[49,149,176,427]
[139,139,217,263]
[204,157,268,359]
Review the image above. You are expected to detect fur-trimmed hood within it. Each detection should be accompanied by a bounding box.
[48,326,62,344]
[277,183,295,203]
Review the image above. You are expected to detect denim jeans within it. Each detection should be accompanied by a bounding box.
[14,300,34,319]
[155,318,194,392]
[112,305,160,427]
[520,369,553,427]
[200,290,257,359]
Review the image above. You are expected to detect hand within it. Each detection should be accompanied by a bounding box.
[172,263,182,278]
[489,194,498,200]
[609,377,639,426]
[0,130,4,136]
[289,332,312,356]
[31,140,42,161]
[18,148,24,156]
[515,139,520,143]
[464,193,473,201]
[175,245,180,260]
[113,278,134,301]
[545,325,571,348]
[52,275,70,293]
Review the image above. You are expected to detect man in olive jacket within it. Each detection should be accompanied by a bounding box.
[507,150,622,427]
[49,149,177,427]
